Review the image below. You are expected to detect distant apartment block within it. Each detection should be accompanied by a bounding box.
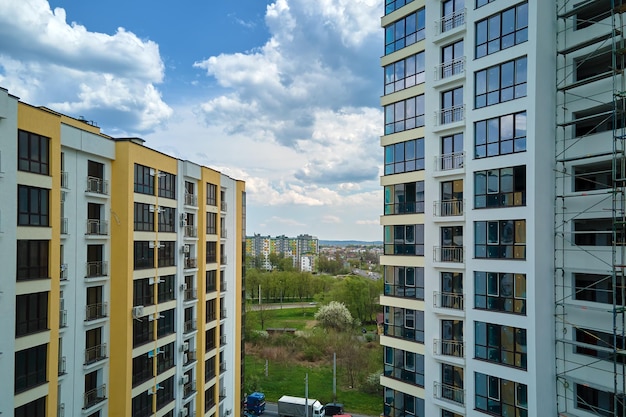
[246,233,319,272]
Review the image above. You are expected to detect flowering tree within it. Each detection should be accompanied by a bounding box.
[314,301,354,331]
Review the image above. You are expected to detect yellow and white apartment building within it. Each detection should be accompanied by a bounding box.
[0,87,246,417]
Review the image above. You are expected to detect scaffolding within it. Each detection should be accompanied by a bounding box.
[556,0,626,415]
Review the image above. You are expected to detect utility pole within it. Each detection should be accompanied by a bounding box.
[305,373,309,417]
[333,352,337,403]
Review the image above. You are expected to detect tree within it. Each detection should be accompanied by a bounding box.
[314,301,354,331]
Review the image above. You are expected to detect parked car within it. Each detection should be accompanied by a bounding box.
[324,403,344,416]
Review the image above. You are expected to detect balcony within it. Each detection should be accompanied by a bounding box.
[221,201,227,212]
[85,303,108,321]
[184,193,198,207]
[61,171,68,189]
[86,219,108,236]
[220,335,227,345]
[433,339,465,358]
[433,200,464,217]
[434,291,464,311]
[219,362,226,374]
[60,264,68,281]
[85,343,107,364]
[220,281,227,292]
[434,381,465,405]
[61,217,68,235]
[433,246,464,263]
[86,261,108,278]
[58,403,65,417]
[220,309,227,320]
[435,57,465,81]
[184,257,198,269]
[83,384,106,409]
[86,176,108,195]
[183,381,197,399]
[184,319,197,334]
[59,310,68,328]
[436,105,465,126]
[221,229,228,239]
[184,288,197,301]
[184,350,197,365]
[435,152,464,172]
[436,9,465,35]
[184,225,197,238]
[220,255,227,265]
[58,356,67,375]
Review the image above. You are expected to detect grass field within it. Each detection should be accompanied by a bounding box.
[247,306,318,330]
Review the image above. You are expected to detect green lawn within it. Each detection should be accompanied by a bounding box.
[247,307,318,331]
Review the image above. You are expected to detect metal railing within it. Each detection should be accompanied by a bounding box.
[220,255,227,265]
[220,335,227,345]
[221,201,227,212]
[184,193,198,207]
[86,219,108,235]
[60,264,68,280]
[436,104,465,125]
[86,261,108,277]
[83,384,106,409]
[184,319,197,333]
[433,246,464,263]
[435,57,465,80]
[435,152,465,171]
[434,291,465,310]
[86,176,109,195]
[184,225,197,238]
[85,302,108,321]
[436,8,465,34]
[184,288,197,301]
[58,356,67,375]
[59,310,68,328]
[84,343,107,364]
[434,339,465,358]
[433,200,464,217]
[58,403,65,417]
[434,381,465,405]
[183,381,197,398]
[184,257,197,269]
[220,309,227,320]
[219,362,227,373]
[220,281,227,292]
[61,218,68,235]
[61,171,68,189]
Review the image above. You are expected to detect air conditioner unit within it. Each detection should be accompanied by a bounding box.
[180,374,189,385]
[180,213,187,227]
[149,240,155,249]
[180,409,188,417]
[183,353,189,364]
[149,204,156,213]
[182,244,190,253]
[132,306,144,318]
[179,341,189,352]
[226,410,232,416]
[149,168,156,177]
[180,283,187,291]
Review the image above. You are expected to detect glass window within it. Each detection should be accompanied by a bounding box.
[475,3,528,58]
[384,138,424,175]
[134,164,154,195]
[475,220,526,259]
[16,240,49,281]
[18,185,49,226]
[158,206,176,233]
[475,111,526,159]
[15,344,47,393]
[475,165,526,208]
[475,271,526,314]
[475,372,528,416]
[134,203,154,231]
[384,224,424,255]
[158,171,176,199]
[384,52,425,94]
[134,241,154,270]
[15,292,49,336]
[475,56,527,108]
[384,8,426,55]
[475,322,527,369]
[384,181,424,215]
[18,130,50,175]
[385,95,425,134]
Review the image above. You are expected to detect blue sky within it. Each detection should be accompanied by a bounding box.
[0,0,383,241]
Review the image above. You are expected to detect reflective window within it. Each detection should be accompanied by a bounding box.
[475,56,527,108]
[474,111,526,159]
[475,2,528,58]
[475,322,527,369]
[384,52,425,94]
[384,181,424,214]
[385,95,425,134]
[475,373,528,416]
[475,271,526,314]
[384,138,425,175]
[384,224,424,255]
[474,165,526,208]
[385,8,426,55]
[475,220,526,259]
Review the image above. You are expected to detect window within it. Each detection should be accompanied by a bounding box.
[384,95,425,134]
[206,270,217,293]
[475,322,527,369]
[440,179,463,216]
[205,356,216,382]
[18,185,49,226]
[134,203,154,231]
[132,353,153,386]
[157,275,175,302]
[576,48,620,82]
[206,328,216,351]
[384,388,425,417]
[17,240,49,281]
[440,40,464,79]
[475,165,526,208]
[156,342,175,374]
[384,306,424,343]
[158,241,176,267]
[134,241,154,270]
[475,111,527,159]
[440,226,463,261]
[157,309,175,337]
[574,272,623,304]
[133,317,153,347]
[384,266,424,299]
[440,86,464,124]
[207,299,217,322]
[384,224,424,255]
[384,138,425,175]
[15,344,47,393]
[18,130,49,175]
[206,241,217,263]
[441,0,465,33]
[158,171,176,199]
[384,52,425,95]
[207,183,217,206]
[132,391,152,417]
[156,375,175,410]
[385,0,415,15]
[15,396,46,417]
[134,164,154,195]
[384,181,424,214]
[440,133,464,170]
[87,160,107,194]
[442,272,463,295]
[475,220,526,259]
[573,102,624,138]
[205,384,216,410]
[475,373,528,416]
[475,2,528,58]
[476,0,495,7]
[575,0,612,30]
[576,383,622,417]
[384,8,425,55]
[441,363,464,402]
[133,278,154,306]
[574,218,613,246]
[207,212,217,234]
[16,292,48,336]
[384,347,425,386]
[442,410,463,417]
[574,160,619,191]
[576,327,626,363]
[158,206,176,233]
[475,272,526,314]
[475,56,527,108]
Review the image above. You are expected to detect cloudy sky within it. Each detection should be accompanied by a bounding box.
[0,0,384,241]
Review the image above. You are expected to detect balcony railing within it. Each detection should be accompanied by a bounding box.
[185,350,197,364]
[219,362,227,373]
[221,201,227,212]
[86,219,108,235]
[220,309,227,320]
[220,255,227,265]
[433,246,464,263]
[60,310,68,328]
[184,319,197,334]
[86,261,108,278]
[86,176,109,195]
[220,281,227,292]
[184,193,198,207]
[220,335,227,345]
[435,151,464,171]
[58,356,67,375]
[61,171,68,189]
[83,384,106,409]
[434,381,465,405]
[61,218,68,235]
[434,339,465,358]
[184,225,197,238]
[437,8,465,34]
[436,104,465,125]
[85,343,107,364]
[85,303,108,321]
[435,57,465,80]
[221,229,228,239]
[433,200,464,217]
[184,288,197,301]
[434,291,464,310]
[58,403,65,417]
[184,257,198,269]
[183,381,197,398]
[60,264,68,281]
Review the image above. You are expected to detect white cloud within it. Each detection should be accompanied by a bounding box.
[322,215,341,224]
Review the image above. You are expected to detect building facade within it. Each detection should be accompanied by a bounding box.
[245,233,319,272]
[0,87,245,417]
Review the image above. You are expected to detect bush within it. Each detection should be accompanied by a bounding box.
[362,370,383,394]
[314,301,354,331]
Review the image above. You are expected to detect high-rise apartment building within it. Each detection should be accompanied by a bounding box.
[380,1,625,416]
[246,233,319,272]
[0,87,246,417]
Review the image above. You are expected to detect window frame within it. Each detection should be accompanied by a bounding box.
[158,171,176,199]
[384,52,425,95]
[18,185,49,226]
[384,138,425,175]
[207,183,217,206]
[133,202,154,232]
[384,95,426,134]
[158,206,176,233]
[134,164,155,195]
[474,321,527,369]
[384,181,425,215]
[474,111,527,159]
[474,220,526,259]
[475,2,528,58]
[15,291,49,336]
[384,8,426,55]
[475,56,527,109]
[474,165,526,208]
[475,271,526,314]
[18,130,50,175]
[17,240,49,281]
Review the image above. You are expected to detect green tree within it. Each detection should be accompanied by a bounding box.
[315,301,354,331]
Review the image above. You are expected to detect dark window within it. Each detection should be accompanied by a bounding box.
[16,292,48,336]
[134,164,154,195]
[574,160,619,191]
[157,309,175,337]
[206,328,216,351]
[133,278,154,306]
[383,306,424,343]
[206,241,217,263]
[385,0,415,15]
[205,384,216,410]
[576,383,623,416]
[576,327,626,364]
[133,317,154,347]
[440,86,464,124]
[475,220,526,259]
[574,218,613,246]
[207,212,217,234]
[475,272,526,314]
[17,240,49,281]
[384,224,424,255]
[156,342,175,374]
[475,111,526,158]
[384,266,424,299]
[384,388,425,417]
[384,347,425,386]
[158,207,176,233]
[134,203,154,231]
[156,375,175,410]
[384,52,425,95]
[207,183,217,206]
[573,102,624,138]
[441,363,464,402]
[475,2,528,58]
[15,396,46,417]
[132,353,153,387]
[87,161,107,194]
[475,372,528,416]
[157,275,175,302]
[205,355,216,382]
[576,48,619,82]
[15,344,47,393]
[384,8,425,55]
[207,299,217,322]
[384,95,425,134]
[158,172,176,199]
[440,226,463,262]
[440,40,464,79]
[475,321,527,369]
[206,270,217,293]
[158,241,176,267]
[134,241,154,270]
[18,185,49,226]
[384,138,425,175]
[441,271,464,298]
[574,272,623,304]
[574,0,612,30]
[131,390,152,417]
[384,181,424,214]
[442,410,463,417]
[440,0,465,33]
[440,179,463,216]
[475,56,527,108]
[475,165,526,208]
[18,130,49,175]
[476,0,495,7]
[440,133,464,170]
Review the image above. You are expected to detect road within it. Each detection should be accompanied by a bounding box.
[248,302,317,311]
[260,402,377,417]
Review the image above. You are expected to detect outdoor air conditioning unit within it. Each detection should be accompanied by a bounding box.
[132,306,144,318]
[183,353,189,364]
[180,409,188,417]
[182,244,190,253]
[180,341,189,352]
[180,374,189,385]
[180,283,187,291]
[180,213,187,227]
